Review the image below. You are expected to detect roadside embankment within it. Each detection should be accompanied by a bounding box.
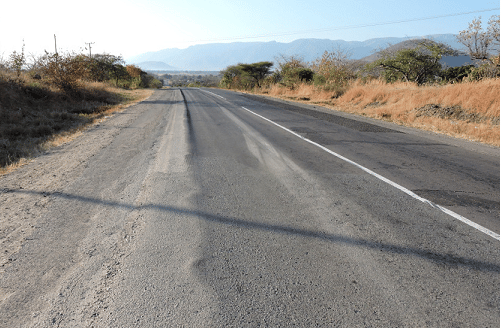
[0,71,153,175]
[251,78,500,146]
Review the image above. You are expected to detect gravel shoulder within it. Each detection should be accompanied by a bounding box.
[0,89,176,326]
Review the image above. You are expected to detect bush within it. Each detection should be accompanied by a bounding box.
[439,65,474,83]
[310,49,356,92]
[8,42,26,78]
[276,56,311,88]
[467,56,500,81]
[292,67,315,83]
[139,73,162,88]
[31,125,53,138]
[37,52,88,93]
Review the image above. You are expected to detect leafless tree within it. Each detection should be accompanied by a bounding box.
[487,15,500,53]
[457,16,499,59]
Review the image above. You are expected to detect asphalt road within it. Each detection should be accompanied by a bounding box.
[0,88,499,327]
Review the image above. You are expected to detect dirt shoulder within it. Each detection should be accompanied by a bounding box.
[0,89,153,274]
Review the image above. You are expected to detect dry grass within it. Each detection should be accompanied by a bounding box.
[255,79,500,146]
[0,69,153,175]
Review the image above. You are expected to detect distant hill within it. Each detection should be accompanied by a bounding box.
[136,61,178,71]
[127,34,465,71]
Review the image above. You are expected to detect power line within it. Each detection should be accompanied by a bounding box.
[189,8,500,43]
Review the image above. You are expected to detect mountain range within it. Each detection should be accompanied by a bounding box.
[128,34,466,71]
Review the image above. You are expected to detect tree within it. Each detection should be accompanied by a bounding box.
[457,16,499,59]
[366,40,454,85]
[87,54,125,82]
[238,61,273,87]
[219,62,273,89]
[488,15,500,54]
[110,63,130,85]
[220,64,246,89]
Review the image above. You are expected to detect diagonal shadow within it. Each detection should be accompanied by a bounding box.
[3,188,499,273]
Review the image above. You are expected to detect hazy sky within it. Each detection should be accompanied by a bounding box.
[1,0,499,60]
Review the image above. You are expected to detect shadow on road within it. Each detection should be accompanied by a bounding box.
[4,188,499,273]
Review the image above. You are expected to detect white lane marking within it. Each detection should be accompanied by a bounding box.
[201,89,226,100]
[240,106,500,240]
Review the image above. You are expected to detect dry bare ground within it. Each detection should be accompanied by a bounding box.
[0,89,153,275]
[259,79,500,146]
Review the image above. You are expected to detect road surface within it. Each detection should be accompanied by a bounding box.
[0,88,499,327]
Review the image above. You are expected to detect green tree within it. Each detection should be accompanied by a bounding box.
[109,62,130,86]
[220,64,245,89]
[219,62,273,89]
[87,54,125,82]
[238,61,273,87]
[366,40,454,85]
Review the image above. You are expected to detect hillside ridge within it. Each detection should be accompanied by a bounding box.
[128,34,464,71]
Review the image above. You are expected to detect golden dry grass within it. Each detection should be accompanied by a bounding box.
[256,79,500,146]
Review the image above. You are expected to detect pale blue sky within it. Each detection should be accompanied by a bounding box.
[1,0,499,60]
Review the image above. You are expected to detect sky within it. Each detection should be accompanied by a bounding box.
[1,0,499,61]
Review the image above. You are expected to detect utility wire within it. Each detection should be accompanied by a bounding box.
[189,8,500,43]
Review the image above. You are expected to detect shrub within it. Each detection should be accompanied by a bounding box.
[276,55,311,88]
[439,65,474,83]
[311,49,356,92]
[292,67,315,82]
[31,125,53,138]
[37,52,88,93]
[467,56,500,81]
[4,125,26,139]
[8,42,26,78]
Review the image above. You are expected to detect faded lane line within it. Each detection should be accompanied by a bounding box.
[200,89,226,100]
[240,106,499,241]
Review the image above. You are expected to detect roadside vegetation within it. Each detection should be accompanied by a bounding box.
[219,16,500,146]
[0,46,161,172]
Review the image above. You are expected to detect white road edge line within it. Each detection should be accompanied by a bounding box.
[201,89,226,100]
[240,106,500,241]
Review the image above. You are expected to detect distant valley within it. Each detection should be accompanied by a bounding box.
[128,34,466,71]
